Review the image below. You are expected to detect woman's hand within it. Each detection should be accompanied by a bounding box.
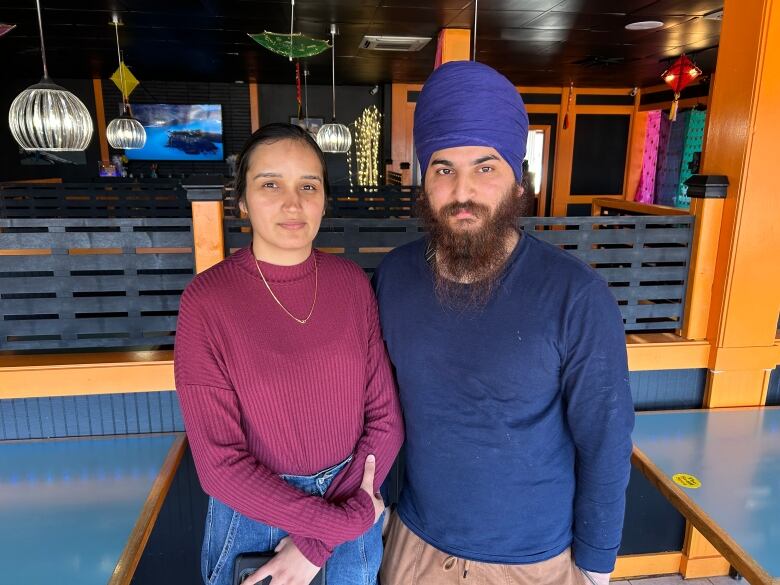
[360,454,386,523]
[243,537,319,585]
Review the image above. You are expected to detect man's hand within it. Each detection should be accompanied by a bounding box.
[360,454,386,523]
[243,537,319,585]
[580,569,611,585]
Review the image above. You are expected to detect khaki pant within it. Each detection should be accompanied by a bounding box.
[380,512,587,585]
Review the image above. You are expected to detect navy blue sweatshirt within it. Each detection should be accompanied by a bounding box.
[373,232,635,572]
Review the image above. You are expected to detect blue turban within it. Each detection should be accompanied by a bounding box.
[414,61,529,183]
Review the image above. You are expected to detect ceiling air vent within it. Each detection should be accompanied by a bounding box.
[703,9,724,20]
[360,35,431,52]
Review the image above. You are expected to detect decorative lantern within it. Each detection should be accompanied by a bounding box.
[661,54,702,122]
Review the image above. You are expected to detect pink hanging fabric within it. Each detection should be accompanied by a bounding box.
[634,111,662,203]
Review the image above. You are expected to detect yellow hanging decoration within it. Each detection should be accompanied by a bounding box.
[348,105,382,189]
[110,61,139,100]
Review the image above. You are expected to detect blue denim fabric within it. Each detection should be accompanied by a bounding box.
[201,455,384,585]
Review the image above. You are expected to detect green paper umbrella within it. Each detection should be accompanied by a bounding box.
[248,32,330,59]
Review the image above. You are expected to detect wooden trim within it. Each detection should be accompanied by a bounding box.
[638,96,708,112]
[516,86,563,94]
[591,198,689,216]
[680,553,731,578]
[0,178,63,185]
[571,87,637,95]
[612,552,683,579]
[92,78,110,162]
[249,82,260,132]
[191,200,225,273]
[681,524,730,579]
[709,345,780,371]
[0,355,175,398]
[108,433,187,585]
[0,336,712,399]
[632,445,777,585]
[626,334,710,371]
[572,105,635,115]
[524,104,562,114]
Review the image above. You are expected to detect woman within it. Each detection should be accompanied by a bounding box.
[174,123,404,585]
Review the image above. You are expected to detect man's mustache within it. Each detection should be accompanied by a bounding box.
[439,201,490,218]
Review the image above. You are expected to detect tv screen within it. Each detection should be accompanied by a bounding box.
[124,104,224,161]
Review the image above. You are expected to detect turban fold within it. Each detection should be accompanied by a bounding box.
[414,61,529,183]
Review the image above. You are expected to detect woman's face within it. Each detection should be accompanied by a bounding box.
[239,138,326,265]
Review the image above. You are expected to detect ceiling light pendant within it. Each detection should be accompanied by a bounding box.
[8,0,93,151]
[317,24,352,154]
[106,16,146,150]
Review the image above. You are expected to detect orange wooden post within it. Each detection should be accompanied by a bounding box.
[92,78,110,162]
[551,84,575,217]
[249,81,260,132]
[698,0,780,408]
[439,28,471,63]
[676,0,780,577]
[183,176,226,274]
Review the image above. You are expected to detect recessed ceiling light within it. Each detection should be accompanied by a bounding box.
[625,20,664,30]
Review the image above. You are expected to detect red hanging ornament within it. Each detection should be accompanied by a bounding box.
[661,54,701,122]
[295,61,302,118]
[563,82,574,130]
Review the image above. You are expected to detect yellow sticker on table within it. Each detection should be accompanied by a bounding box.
[673,473,702,489]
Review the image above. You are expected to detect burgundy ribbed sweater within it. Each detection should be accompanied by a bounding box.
[174,246,404,566]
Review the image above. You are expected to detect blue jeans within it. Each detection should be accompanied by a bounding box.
[201,456,385,585]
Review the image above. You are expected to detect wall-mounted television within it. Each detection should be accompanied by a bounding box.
[124,104,223,161]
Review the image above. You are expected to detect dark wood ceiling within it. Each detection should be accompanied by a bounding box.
[0,0,721,87]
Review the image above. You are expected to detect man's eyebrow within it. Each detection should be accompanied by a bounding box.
[430,158,453,167]
[300,175,322,182]
[472,154,500,165]
[252,172,282,180]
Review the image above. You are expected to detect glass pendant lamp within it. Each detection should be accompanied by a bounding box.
[106,16,146,149]
[316,24,351,154]
[8,0,93,151]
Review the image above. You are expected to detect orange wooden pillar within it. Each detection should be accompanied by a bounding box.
[92,78,110,162]
[438,28,470,63]
[183,176,226,274]
[677,0,780,577]
[699,0,780,408]
[249,81,260,132]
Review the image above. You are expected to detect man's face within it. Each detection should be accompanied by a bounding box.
[418,145,524,309]
[423,145,519,232]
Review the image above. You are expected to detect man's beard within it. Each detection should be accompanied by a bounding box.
[416,185,524,310]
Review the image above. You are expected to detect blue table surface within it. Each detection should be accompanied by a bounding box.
[633,408,780,580]
[0,433,178,585]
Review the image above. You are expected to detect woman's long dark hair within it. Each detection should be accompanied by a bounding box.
[233,123,330,214]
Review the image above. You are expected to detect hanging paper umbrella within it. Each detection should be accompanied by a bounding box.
[662,54,702,122]
[249,32,329,59]
[0,23,16,38]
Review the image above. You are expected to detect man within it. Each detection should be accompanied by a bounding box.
[374,61,635,585]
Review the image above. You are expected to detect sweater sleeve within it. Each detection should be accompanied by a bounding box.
[561,280,635,573]
[291,279,405,565]
[174,289,375,563]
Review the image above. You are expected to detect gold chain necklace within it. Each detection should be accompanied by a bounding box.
[254,253,318,325]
